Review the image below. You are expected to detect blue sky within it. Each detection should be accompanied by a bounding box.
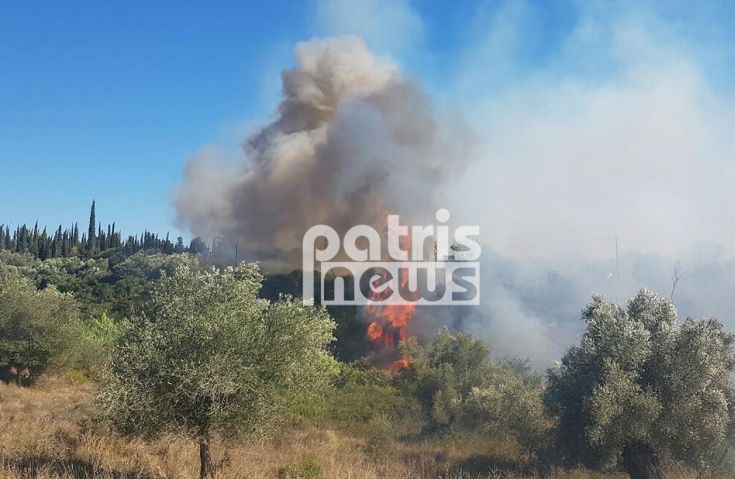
[0,1,316,236]
[2,1,735,251]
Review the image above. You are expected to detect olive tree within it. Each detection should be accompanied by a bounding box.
[0,250,39,281]
[0,277,81,385]
[465,370,550,459]
[545,289,735,479]
[397,329,497,430]
[95,264,335,479]
[397,328,549,455]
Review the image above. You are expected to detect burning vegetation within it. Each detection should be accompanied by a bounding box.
[365,252,418,371]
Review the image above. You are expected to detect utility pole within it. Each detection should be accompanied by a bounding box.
[614,235,619,284]
[588,234,620,284]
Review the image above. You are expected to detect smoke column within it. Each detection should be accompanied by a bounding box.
[175,32,735,370]
[175,36,470,265]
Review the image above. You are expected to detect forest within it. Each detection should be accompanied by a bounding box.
[1,203,734,479]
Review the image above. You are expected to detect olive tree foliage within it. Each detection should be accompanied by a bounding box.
[545,289,735,478]
[0,250,39,282]
[0,277,82,385]
[95,263,335,478]
[464,368,550,457]
[398,329,497,430]
[32,251,199,317]
[397,328,549,455]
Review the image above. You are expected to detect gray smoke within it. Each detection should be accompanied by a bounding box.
[451,243,735,370]
[175,36,470,265]
[174,19,735,370]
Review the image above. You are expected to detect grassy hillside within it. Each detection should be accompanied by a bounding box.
[0,376,709,479]
[0,376,620,479]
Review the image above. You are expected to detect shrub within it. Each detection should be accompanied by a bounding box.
[277,458,322,478]
[95,263,336,479]
[545,290,735,479]
[296,360,424,437]
[0,277,82,385]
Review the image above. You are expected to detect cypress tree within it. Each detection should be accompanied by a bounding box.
[98,222,105,251]
[61,231,69,257]
[30,221,39,256]
[38,227,48,260]
[42,236,51,260]
[175,236,185,253]
[17,225,27,252]
[87,200,96,253]
[52,226,62,258]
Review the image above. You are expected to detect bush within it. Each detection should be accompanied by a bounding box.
[296,360,424,437]
[362,416,396,463]
[277,458,322,478]
[464,369,550,457]
[95,263,336,479]
[0,251,39,281]
[395,329,505,431]
[77,313,129,379]
[395,329,550,459]
[545,290,735,479]
[0,277,83,385]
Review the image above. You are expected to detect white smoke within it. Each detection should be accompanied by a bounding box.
[174,1,735,368]
[175,36,471,265]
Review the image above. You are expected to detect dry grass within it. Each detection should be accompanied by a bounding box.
[0,378,704,479]
[0,377,520,479]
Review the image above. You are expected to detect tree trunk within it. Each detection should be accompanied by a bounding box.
[198,432,215,479]
[623,443,665,479]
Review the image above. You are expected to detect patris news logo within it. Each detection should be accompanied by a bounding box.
[302,209,480,306]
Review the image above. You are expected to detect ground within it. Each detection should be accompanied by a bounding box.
[0,377,692,479]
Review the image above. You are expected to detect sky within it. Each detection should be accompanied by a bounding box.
[2,0,735,257]
[0,1,316,236]
[5,0,735,366]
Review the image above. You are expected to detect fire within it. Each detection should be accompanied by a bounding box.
[387,357,410,373]
[364,221,416,372]
[367,322,383,341]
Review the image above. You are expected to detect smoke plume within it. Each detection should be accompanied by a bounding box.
[175,3,735,370]
[175,36,470,264]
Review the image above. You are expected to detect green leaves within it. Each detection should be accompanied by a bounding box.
[95,263,336,443]
[394,327,549,455]
[546,289,735,471]
[0,277,82,384]
[587,360,661,468]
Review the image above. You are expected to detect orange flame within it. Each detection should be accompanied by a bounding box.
[387,357,410,373]
[364,219,415,372]
[367,322,383,341]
